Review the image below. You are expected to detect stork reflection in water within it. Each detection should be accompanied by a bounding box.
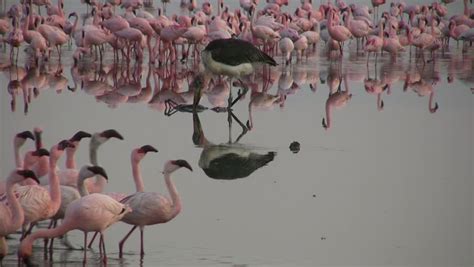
[192,108,275,180]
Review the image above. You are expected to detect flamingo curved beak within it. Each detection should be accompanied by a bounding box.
[70,131,92,142]
[17,170,40,184]
[100,129,124,140]
[17,131,35,140]
[173,160,193,171]
[138,145,158,154]
[88,166,108,180]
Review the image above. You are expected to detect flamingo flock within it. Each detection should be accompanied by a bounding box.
[0,0,470,67]
[0,128,192,265]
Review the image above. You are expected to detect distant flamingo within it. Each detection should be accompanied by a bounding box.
[0,170,39,263]
[118,160,192,258]
[365,21,384,65]
[327,10,352,55]
[279,37,294,65]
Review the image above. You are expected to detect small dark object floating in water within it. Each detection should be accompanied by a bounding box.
[289,141,300,153]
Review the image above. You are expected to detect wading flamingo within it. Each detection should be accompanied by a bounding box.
[118,160,193,258]
[0,170,39,263]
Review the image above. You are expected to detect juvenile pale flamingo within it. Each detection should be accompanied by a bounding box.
[118,160,192,258]
[279,37,294,65]
[0,170,39,263]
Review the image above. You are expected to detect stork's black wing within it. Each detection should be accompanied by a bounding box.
[204,38,277,67]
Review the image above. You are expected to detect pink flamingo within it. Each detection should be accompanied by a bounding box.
[13,140,73,238]
[118,160,192,258]
[327,10,352,55]
[3,17,24,63]
[279,37,294,65]
[365,21,384,65]
[344,8,370,51]
[293,35,308,62]
[87,145,158,248]
[47,165,109,251]
[18,181,132,265]
[0,170,39,262]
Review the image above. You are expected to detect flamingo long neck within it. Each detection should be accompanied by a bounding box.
[6,179,25,232]
[13,142,23,168]
[77,174,90,197]
[48,153,61,215]
[65,147,77,169]
[164,172,181,219]
[378,23,384,39]
[59,0,64,17]
[132,159,144,192]
[89,140,106,193]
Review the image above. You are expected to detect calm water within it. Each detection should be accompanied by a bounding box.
[1,0,473,266]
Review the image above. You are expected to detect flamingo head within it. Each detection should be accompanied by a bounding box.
[99,129,124,141]
[14,169,39,184]
[80,165,108,181]
[32,148,50,158]
[69,131,92,142]
[163,160,193,174]
[14,131,35,147]
[133,145,158,162]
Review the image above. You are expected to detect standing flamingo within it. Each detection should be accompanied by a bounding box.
[279,37,294,65]
[13,140,73,238]
[47,165,109,251]
[18,172,132,265]
[327,10,352,55]
[118,160,192,258]
[365,21,385,66]
[0,170,39,263]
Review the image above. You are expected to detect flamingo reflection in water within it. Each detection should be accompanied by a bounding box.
[322,64,352,130]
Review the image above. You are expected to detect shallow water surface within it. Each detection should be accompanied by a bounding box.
[0,0,473,266]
